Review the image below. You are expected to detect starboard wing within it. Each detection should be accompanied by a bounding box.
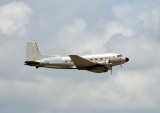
[69,55,96,68]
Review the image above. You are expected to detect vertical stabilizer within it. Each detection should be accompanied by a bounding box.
[26,41,40,61]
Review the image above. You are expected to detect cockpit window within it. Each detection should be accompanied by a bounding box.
[118,54,123,57]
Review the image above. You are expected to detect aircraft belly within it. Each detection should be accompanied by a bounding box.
[79,66,108,73]
[44,63,75,69]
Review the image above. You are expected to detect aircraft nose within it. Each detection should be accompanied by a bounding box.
[126,57,129,62]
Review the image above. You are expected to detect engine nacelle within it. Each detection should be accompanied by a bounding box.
[105,60,109,66]
[98,60,110,66]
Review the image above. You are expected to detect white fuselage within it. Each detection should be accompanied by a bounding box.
[37,53,127,69]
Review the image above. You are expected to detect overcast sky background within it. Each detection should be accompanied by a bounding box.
[0,0,160,113]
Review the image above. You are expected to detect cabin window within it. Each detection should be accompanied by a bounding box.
[95,58,97,60]
[117,55,119,57]
[65,61,68,63]
[90,59,93,60]
[100,58,103,60]
[105,57,108,59]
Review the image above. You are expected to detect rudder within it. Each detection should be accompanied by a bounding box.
[26,41,40,61]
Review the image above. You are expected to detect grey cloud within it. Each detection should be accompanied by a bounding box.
[104,34,160,70]
[0,69,160,113]
[103,0,160,70]
[0,1,32,35]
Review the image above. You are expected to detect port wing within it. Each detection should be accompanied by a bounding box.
[69,55,96,68]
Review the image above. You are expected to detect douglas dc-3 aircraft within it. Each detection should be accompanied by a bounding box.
[25,41,129,73]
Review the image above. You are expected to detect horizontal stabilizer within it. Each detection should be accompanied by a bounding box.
[24,61,40,66]
[69,55,96,68]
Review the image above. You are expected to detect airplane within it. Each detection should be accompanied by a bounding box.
[24,41,129,73]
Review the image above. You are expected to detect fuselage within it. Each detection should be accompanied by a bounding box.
[36,53,128,69]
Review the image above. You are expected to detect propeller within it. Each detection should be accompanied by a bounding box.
[111,66,112,75]
[109,56,112,75]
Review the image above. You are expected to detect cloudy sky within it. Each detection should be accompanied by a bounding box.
[0,0,160,113]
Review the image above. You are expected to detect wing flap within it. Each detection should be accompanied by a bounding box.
[69,55,96,68]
